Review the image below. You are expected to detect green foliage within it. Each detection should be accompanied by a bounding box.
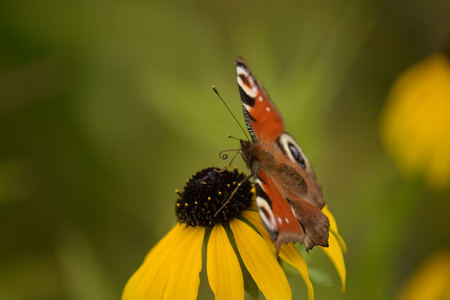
[1,0,450,299]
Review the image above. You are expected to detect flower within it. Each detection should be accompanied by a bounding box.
[380,52,450,191]
[122,167,346,300]
[395,248,450,300]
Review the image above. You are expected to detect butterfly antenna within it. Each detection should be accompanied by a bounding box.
[226,134,242,141]
[212,86,250,141]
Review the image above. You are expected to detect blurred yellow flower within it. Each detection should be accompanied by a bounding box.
[122,167,346,300]
[396,248,450,300]
[380,53,450,191]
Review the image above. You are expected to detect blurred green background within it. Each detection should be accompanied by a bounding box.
[1,0,450,299]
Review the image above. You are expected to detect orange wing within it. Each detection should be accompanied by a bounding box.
[236,58,329,251]
[236,58,284,143]
[255,169,305,251]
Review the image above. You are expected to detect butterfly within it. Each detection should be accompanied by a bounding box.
[236,58,329,251]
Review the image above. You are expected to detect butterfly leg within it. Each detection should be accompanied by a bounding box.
[213,172,254,217]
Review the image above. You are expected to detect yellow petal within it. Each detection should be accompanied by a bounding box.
[322,205,347,254]
[207,224,244,300]
[230,218,291,300]
[122,223,205,300]
[320,232,346,292]
[380,53,450,191]
[427,134,450,190]
[241,210,274,249]
[279,243,314,300]
[424,87,450,190]
[396,248,450,300]
[249,199,258,211]
[322,205,338,233]
[164,226,204,299]
[123,223,185,299]
[243,210,322,300]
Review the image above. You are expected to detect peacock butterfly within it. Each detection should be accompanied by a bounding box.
[236,58,329,251]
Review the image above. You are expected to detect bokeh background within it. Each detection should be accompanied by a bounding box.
[1,0,450,299]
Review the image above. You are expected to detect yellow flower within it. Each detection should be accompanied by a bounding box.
[380,53,450,191]
[395,248,450,300]
[122,167,346,300]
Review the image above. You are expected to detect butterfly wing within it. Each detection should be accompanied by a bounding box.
[254,169,305,250]
[249,146,329,251]
[236,58,329,251]
[236,58,284,143]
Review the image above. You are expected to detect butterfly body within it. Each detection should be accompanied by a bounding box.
[236,58,329,251]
